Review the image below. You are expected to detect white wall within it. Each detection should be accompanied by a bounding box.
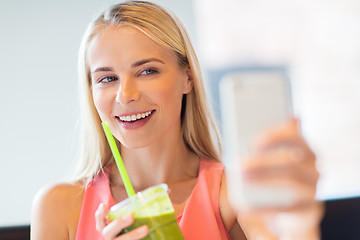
[194,0,360,200]
[0,0,195,227]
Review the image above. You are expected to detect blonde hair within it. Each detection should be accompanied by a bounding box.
[74,1,221,183]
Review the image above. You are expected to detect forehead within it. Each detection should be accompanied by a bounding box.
[87,25,178,68]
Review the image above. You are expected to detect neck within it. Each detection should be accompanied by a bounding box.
[110,130,200,192]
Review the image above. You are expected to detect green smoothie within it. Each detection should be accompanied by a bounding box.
[120,212,183,240]
[107,184,184,239]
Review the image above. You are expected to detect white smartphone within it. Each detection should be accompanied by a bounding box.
[219,70,296,209]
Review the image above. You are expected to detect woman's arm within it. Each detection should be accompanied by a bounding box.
[31,183,84,240]
[219,173,248,240]
[220,119,324,240]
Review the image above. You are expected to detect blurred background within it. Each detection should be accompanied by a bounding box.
[0,0,359,227]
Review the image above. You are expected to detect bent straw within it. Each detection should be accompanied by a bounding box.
[101,121,135,197]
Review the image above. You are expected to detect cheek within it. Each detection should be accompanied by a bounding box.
[156,84,184,114]
[92,88,113,120]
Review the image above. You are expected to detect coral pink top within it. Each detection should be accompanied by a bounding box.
[75,159,230,240]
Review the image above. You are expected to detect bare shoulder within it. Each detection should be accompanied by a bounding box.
[31,182,85,240]
[34,182,84,202]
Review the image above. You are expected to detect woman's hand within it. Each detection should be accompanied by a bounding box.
[95,203,149,240]
[236,118,324,240]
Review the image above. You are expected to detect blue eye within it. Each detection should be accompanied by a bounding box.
[99,76,118,83]
[140,68,158,76]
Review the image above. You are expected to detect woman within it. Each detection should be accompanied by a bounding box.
[31,1,322,239]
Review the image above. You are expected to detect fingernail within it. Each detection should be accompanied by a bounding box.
[137,225,148,235]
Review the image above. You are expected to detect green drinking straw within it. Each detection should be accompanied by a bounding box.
[101,121,135,197]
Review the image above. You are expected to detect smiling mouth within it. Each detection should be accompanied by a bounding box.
[117,110,155,122]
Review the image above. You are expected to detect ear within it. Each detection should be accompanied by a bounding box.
[182,66,193,94]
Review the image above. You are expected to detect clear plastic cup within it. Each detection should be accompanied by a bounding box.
[107,184,184,240]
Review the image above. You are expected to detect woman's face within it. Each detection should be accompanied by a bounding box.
[88,26,193,149]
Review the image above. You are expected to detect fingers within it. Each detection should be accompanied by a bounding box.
[236,119,323,238]
[253,118,301,150]
[103,214,148,240]
[113,225,149,240]
[252,118,315,159]
[242,146,319,187]
[95,203,149,240]
[95,203,109,233]
[250,118,317,167]
[102,213,133,239]
[238,118,320,210]
[245,118,319,186]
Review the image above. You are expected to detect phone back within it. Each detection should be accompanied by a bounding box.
[219,70,295,208]
[219,70,293,159]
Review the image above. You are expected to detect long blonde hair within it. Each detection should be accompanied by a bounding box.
[74,1,221,183]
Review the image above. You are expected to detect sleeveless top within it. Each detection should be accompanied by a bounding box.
[75,159,231,240]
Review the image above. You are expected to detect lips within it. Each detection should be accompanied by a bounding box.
[116,110,155,130]
[118,110,154,122]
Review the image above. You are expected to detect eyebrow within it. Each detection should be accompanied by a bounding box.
[131,58,165,68]
[91,58,165,75]
[91,67,114,74]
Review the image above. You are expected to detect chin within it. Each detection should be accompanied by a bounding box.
[118,138,150,150]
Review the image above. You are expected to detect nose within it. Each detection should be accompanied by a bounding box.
[115,76,140,104]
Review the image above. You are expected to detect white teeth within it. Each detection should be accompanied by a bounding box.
[120,110,153,122]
